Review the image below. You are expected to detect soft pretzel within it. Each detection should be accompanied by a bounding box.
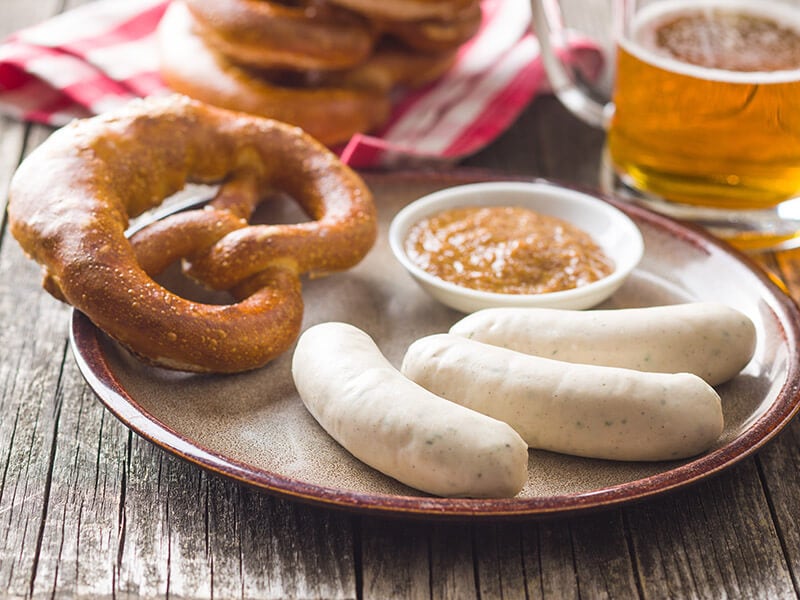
[8,94,377,373]
[158,2,390,146]
[184,0,376,71]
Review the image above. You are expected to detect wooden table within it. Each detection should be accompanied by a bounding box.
[2,2,800,598]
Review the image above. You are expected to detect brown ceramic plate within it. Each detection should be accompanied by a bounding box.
[70,170,800,519]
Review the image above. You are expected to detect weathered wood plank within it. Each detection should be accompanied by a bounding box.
[627,460,795,599]
[365,517,570,600]
[30,364,128,599]
[0,160,73,598]
[112,423,359,599]
[235,490,357,599]
[757,421,800,595]
[568,511,640,599]
[360,517,432,600]
[526,519,580,600]
[429,522,478,599]
[758,247,800,595]
[0,81,74,598]
[473,521,527,598]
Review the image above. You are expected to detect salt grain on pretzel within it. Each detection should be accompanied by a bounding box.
[8,95,377,373]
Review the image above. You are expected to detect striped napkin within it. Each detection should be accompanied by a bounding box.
[0,0,598,168]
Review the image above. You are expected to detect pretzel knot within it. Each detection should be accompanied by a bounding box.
[8,95,377,373]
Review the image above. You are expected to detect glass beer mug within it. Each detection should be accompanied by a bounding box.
[532,0,800,251]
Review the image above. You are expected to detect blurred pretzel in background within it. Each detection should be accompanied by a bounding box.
[157,0,482,145]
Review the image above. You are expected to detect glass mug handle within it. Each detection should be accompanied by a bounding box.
[530,0,610,129]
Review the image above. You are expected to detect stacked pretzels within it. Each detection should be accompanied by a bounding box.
[157,0,482,145]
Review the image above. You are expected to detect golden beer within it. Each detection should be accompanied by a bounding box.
[607,1,800,210]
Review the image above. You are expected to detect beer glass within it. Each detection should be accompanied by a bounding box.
[532,0,800,251]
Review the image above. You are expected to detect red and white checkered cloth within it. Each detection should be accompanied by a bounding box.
[0,0,598,168]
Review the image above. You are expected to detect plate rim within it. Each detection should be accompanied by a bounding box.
[69,168,800,520]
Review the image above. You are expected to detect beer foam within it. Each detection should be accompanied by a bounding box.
[622,0,800,84]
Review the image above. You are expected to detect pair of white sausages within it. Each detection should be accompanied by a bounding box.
[291,303,756,497]
[291,322,528,498]
[401,303,756,462]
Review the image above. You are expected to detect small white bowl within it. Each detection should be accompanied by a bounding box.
[388,181,644,313]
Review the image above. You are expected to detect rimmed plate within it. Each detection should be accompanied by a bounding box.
[70,170,800,519]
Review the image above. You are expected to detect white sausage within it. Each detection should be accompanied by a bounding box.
[449,303,756,386]
[291,322,529,498]
[401,334,724,462]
